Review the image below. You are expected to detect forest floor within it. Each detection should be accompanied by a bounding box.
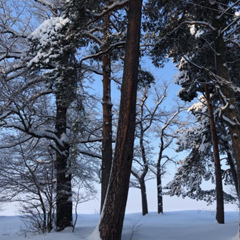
[0,210,238,240]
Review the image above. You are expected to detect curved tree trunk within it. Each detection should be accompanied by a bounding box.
[131,171,149,216]
[99,1,143,239]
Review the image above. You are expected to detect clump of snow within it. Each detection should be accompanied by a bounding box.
[195,29,204,38]
[29,17,70,43]
[27,17,70,68]
[187,95,206,113]
[86,226,101,240]
[190,24,196,35]
[235,12,240,17]
[61,133,70,144]
[189,24,204,39]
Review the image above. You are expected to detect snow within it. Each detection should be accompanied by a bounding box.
[61,133,70,144]
[29,17,70,43]
[0,211,238,240]
[233,133,238,138]
[235,12,240,17]
[209,0,216,5]
[222,115,238,126]
[189,24,196,35]
[27,16,71,68]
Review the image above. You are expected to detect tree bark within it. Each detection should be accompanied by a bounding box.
[205,85,224,224]
[210,1,240,230]
[138,102,149,216]
[221,137,239,196]
[131,171,149,216]
[55,103,72,231]
[157,168,163,214]
[157,133,164,214]
[99,0,143,239]
[101,10,113,212]
[139,179,148,216]
[226,151,239,196]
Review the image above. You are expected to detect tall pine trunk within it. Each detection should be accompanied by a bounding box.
[210,1,240,232]
[55,103,72,231]
[101,11,113,212]
[99,0,143,239]
[205,85,224,224]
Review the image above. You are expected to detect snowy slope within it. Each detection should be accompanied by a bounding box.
[0,211,238,240]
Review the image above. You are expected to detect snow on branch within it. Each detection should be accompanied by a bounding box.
[222,115,239,127]
[0,78,46,119]
[88,0,129,25]
[184,20,217,32]
[2,119,64,148]
[218,0,240,20]
[131,166,143,180]
[0,111,12,120]
[83,31,104,46]
[81,63,103,75]
[183,56,240,95]
[4,69,27,82]
[225,40,240,49]
[0,24,28,38]
[78,137,103,144]
[215,86,240,127]
[221,15,240,35]
[3,62,26,76]
[162,106,187,132]
[80,41,125,65]
[148,165,157,175]
[33,0,55,10]
[0,51,24,61]
[78,150,102,159]
[28,89,53,102]
[141,90,167,132]
[0,136,32,149]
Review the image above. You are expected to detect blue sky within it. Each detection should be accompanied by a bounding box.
[1,58,237,217]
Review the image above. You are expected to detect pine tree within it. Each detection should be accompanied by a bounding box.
[166,97,236,206]
[144,0,240,225]
[99,0,143,239]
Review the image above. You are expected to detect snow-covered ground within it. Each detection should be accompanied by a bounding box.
[0,210,238,240]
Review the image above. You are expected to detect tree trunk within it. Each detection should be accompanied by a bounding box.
[157,168,163,214]
[157,132,164,214]
[101,11,113,212]
[55,103,72,231]
[99,0,143,239]
[219,85,240,234]
[220,136,238,196]
[205,85,224,224]
[226,151,239,196]
[210,2,240,230]
[138,102,149,216]
[139,178,148,216]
